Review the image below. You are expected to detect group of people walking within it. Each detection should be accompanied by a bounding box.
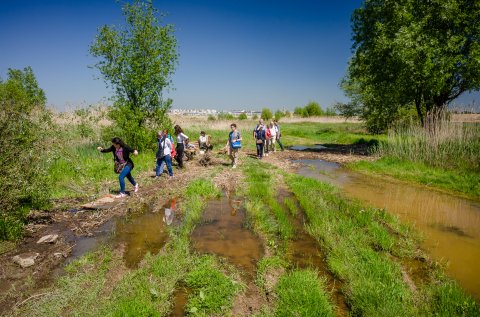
[97,124,189,198]
[98,119,284,197]
[253,119,284,159]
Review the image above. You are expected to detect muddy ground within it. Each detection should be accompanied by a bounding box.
[0,147,370,316]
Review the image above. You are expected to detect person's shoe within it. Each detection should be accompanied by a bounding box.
[232,165,237,169]
[134,184,139,193]
[265,153,269,157]
[115,192,127,198]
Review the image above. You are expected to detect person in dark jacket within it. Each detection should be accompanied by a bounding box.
[97,137,139,198]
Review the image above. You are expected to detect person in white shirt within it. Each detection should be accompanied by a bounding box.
[268,122,277,152]
[198,131,213,151]
[174,125,189,168]
[155,131,173,178]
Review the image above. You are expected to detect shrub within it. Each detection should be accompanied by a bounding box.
[238,113,248,120]
[0,67,53,240]
[217,112,234,120]
[261,108,273,120]
[252,114,259,120]
[274,110,285,121]
[207,114,216,121]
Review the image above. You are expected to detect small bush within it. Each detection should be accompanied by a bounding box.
[252,114,259,120]
[238,113,248,120]
[207,114,216,121]
[217,112,234,120]
[275,110,285,121]
[261,108,273,120]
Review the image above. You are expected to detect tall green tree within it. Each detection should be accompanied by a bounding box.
[90,0,178,149]
[0,67,52,240]
[342,0,480,132]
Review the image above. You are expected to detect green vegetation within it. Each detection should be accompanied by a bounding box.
[285,173,479,316]
[294,101,324,117]
[261,108,273,120]
[90,0,177,149]
[342,0,480,131]
[0,67,51,240]
[279,121,382,146]
[184,255,240,316]
[238,112,248,120]
[276,270,335,317]
[217,112,235,120]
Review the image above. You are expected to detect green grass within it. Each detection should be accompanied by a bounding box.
[243,160,295,247]
[275,269,335,317]
[280,122,383,146]
[350,157,480,200]
[285,173,479,316]
[184,255,241,316]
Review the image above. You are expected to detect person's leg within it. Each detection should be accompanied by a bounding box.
[277,137,284,151]
[158,157,166,175]
[259,142,264,158]
[272,139,276,152]
[126,171,136,186]
[118,165,131,193]
[264,140,268,155]
[155,158,162,177]
[165,155,173,176]
[176,145,184,168]
[256,142,261,157]
[232,148,239,166]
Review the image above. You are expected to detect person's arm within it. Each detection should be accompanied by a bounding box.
[124,145,139,156]
[236,132,242,142]
[97,145,113,153]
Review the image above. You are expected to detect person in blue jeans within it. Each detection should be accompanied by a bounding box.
[155,131,174,178]
[253,122,265,159]
[97,137,139,198]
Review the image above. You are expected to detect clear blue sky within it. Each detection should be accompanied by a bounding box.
[0,0,478,111]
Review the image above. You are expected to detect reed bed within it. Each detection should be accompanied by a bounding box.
[376,119,480,172]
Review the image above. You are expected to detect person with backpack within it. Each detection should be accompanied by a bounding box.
[174,125,189,169]
[97,137,139,198]
[227,123,242,168]
[254,121,265,159]
[155,131,173,179]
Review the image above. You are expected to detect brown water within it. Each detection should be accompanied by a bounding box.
[170,285,190,317]
[64,200,177,268]
[191,195,264,280]
[297,159,480,299]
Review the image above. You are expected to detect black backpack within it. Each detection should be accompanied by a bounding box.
[156,137,166,159]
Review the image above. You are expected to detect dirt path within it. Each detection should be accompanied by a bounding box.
[0,149,367,315]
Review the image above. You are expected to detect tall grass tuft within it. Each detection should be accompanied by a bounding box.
[376,118,480,172]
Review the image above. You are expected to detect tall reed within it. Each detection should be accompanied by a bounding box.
[376,117,480,172]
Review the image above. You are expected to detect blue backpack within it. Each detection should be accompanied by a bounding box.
[255,127,265,140]
[230,131,242,149]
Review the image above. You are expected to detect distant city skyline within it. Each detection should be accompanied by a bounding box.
[1,0,478,112]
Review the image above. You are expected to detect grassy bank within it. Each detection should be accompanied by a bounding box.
[285,173,479,316]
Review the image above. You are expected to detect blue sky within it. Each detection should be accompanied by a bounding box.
[0,0,478,111]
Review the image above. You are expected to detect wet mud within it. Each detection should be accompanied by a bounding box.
[296,159,480,299]
[169,284,190,317]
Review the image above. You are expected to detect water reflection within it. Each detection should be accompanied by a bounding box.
[296,159,480,299]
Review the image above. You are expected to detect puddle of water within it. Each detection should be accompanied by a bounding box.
[296,159,480,299]
[115,200,176,268]
[170,285,190,317]
[190,194,264,280]
[63,199,177,269]
[278,189,348,316]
